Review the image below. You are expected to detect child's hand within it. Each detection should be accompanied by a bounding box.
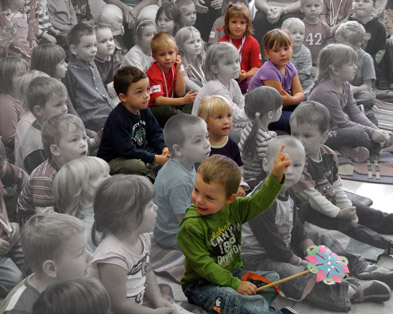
[183,90,198,104]
[154,154,169,165]
[152,307,177,314]
[175,55,182,70]
[211,0,223,10]
[271,144,291,183]
[162,147,170,158]
[0,239,11,256]
[237,281,257,295]
[238,70,247,81]
[336,206,357,221]
[236,186,246,197]
[371,129,388,143]
[49,27,60,36]
[43,32,57,43]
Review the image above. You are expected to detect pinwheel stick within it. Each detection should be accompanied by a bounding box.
[257,270,310,291]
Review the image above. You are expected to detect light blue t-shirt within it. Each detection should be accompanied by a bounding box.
[122,0,140,7]
[153,158,196,249]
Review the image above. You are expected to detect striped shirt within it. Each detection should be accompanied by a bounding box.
[17,159,60,226]
[239,122,276,188]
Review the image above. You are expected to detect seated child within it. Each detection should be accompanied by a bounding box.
[308,43,391,162]
[0,139,24,298]
[88,175,177,313]
[239,86,282,190]
[63,23,114,132]
[153,114,210,249]
[17,113,88,226]
[192,42,249,143]
[177,153,296,314]
[301,0,333,70]
[175,26,207,92]
[0,56,29,163]
[248,29,304,134]
[121,19,157,72]
[155,2,181,36]
[197,95,249,196]
[97,66,169,178]
[16,76,68,173]
[0,212,92,314]
[175,0,197,27]
[94,23,119,88]
[32,278,111,314]
[335,21,377,112]
[290,101,393,254]
[218,2,262,93]
[348,0,387,88]
[242,135,392,312]
[53,156,110,252]
[0,0,36,59]
[146,32,197,127]
[282,18,314,92]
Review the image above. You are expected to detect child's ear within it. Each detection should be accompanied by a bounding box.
[33,105,43,118]
[225,193,237,205]
[118,92,127,103]
[210,64,218,75]
[267,110,274,120]
[264,49,269,60]
[172,143,182,156]
[354,42,362,50]
[321,130,329,144]
[262,157,269,173]
[50,144,61,157]
[42,260,57,278]
[152,53,157,61]
[69,44,78,56]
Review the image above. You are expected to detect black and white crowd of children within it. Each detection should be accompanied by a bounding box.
[2,0,393,313]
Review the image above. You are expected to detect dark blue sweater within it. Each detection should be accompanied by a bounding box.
[97,103,165,164]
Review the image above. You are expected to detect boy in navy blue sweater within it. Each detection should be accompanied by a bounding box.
[97,66,169,178]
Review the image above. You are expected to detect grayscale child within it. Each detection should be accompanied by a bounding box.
[242,136,392,312]
[290,101,393,254]
[177,153,297,314]
[17,114,88,226]
[63,23,114,132]
[335,21,377,112]
[0,212,92,314]
[16,76,68,173]
[175,0,197,27]
[153,114,211,249]
[282,18,313,92]
[97,66,169,178]
[239,86,282,190]
[192,42,248,143]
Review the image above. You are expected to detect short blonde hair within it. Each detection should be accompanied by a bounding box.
[197,155,241,198]
[282,18,305,32]
[54,157,110,218]
[150,32,178,54]
[22,213,84,273]
[197,95,232,122]
[335,21,366,47]
[41,114,86,157]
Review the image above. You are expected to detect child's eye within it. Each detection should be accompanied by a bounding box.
[206,195,214,200]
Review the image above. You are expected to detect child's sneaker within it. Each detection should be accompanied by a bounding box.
[280,306,297,314]
[338,146,369,162]
[356,263,393,289]
[348,278,391,303]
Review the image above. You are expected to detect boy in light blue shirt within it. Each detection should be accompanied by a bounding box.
[153,114,211,249]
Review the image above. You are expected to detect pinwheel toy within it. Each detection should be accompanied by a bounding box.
[257,245,349,291]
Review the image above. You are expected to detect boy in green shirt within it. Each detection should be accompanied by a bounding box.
[177,151,295,314]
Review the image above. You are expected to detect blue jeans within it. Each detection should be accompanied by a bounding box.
[184,269,284,314]
[268,110,292,135]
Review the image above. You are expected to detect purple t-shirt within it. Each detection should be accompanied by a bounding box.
[247,60,298,94]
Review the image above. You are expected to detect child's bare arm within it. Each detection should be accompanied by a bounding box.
[145,265,177,312]
[263,77,304,107]
[174,55,186,98]
[239,67,259,81]
[271,144,291,183]
[99,263,175,314]
[154,154,169,165]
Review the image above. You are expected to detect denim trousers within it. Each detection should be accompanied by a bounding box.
[184,269,284,314]
[0,240,24,297]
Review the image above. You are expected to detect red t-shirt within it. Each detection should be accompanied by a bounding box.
[218,35,262,72]
[146,62,177,107]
